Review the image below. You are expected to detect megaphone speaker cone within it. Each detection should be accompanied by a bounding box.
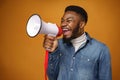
[26,14,42,37]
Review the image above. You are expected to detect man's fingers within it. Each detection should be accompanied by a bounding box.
[43,35,57,52]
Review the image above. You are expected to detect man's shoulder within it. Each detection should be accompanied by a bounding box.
[86,32,108,49]
[90,38,109,50]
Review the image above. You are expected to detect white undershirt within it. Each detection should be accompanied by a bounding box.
[71,33,87,52]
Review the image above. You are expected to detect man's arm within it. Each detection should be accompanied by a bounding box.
[99,45,112,80]
[47,48,61,80]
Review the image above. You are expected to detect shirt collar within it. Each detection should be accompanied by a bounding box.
[85,32,92,44]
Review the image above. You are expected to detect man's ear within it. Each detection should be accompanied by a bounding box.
[79,21,86,28]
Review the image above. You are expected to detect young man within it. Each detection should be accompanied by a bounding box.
[43,5,112,80]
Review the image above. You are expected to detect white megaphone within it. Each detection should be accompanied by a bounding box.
[26,14,62,37]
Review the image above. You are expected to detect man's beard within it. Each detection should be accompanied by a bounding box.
[63,24,80,43]
[63,37,72,43]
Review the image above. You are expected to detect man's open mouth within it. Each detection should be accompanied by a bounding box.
[62,28,71,35]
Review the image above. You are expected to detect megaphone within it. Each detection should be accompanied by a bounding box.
[26,14,62,37]
[26,14,62,80]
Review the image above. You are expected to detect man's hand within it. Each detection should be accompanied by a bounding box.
[43,35,58,52]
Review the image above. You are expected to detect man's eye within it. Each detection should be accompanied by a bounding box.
[67,20,72,23]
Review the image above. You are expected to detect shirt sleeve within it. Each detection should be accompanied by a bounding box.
[47,48,61,80]
[98,45,112,80]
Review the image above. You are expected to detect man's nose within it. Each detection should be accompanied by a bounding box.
[61,21,68,27]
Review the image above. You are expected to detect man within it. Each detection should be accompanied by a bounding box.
[43,5,112,80]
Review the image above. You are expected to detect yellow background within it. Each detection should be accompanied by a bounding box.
[0,0,120,80]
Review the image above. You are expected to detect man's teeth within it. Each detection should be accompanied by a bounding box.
[62,29,69,32]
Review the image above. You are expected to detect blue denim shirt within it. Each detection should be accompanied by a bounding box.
[47,33,112,80]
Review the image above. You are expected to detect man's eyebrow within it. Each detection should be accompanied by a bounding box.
[61,17,74,20]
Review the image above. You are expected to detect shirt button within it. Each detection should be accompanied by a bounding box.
[87,59,90,61]
[70,68,73,71]
[60,53,62,56]
[73,57,75,59]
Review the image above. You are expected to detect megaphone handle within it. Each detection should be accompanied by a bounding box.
[44,50,49,80]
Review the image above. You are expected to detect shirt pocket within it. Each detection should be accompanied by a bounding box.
[76,55,95,69]
[75,54,96,76]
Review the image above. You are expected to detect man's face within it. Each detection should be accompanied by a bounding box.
[61,11,83,42]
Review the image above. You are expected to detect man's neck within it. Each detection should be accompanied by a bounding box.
[71,32,87,52]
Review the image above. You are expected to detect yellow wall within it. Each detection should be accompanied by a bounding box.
[0,0,120,80]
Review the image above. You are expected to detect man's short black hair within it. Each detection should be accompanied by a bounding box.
[65,5,88,23]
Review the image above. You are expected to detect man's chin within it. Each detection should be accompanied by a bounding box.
[63,37,72,43]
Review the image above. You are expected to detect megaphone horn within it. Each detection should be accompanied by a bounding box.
[26,14,62,37]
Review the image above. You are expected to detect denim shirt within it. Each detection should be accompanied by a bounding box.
[47,33,112,80]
